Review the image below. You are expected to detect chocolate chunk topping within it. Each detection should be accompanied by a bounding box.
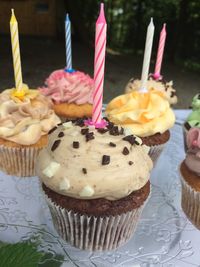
[119,127,124,135]
[184,122,191,130]
[109,142,116,147]
[102,155,110,165]
[58,132,64,138]
[122,147,129,155]
[51,139,61,151]
[109,126,120,136]
[48,126,57,135]
[73,141,80,148]
[129,161,133,165]
[170,91,176,97]
[123,135,136,145]
[107,121,114,129]
[57,123,63,126]
[75,118,85,127]
[81,128,89,135]
[82,168,87,174]
[97,128,109,134]
[86,132,94,142]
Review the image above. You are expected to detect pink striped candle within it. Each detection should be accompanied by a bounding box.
[85,3,107,128]
[153,24,166,80]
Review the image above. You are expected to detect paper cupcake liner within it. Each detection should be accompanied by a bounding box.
[44,193,147,251]
[148,144,165,165]
[180,175,200,229]
[0,145,43,177]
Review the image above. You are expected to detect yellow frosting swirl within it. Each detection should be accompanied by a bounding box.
[0,88,61,145]
[106,89,175,137]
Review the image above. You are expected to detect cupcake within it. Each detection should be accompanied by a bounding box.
[106,89,175,164]
[39,69,94,120]
[180,127,200,229]
[183,93,200,150]
[0,85,60,176]
[37,118,153,251]
[125,76,178,105]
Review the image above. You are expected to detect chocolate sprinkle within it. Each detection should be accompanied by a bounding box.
[109,126,120,136]
[48,126,57,135]
[109,142,116,147]
[86,132,94,142]
[102,155,110,165]
[73,141,80,149]
[81,128,89,135]
[122,147,129,155]
[129,161,133,165]
[51,139,61,151]
[58,132,64,138]
[82,168,87,174]
[57,123,63,126]
[123,135,136,145]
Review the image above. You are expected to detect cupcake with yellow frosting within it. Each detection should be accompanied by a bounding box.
[106,89,175,164]
[37,118,153,251]
[0,85,60,176]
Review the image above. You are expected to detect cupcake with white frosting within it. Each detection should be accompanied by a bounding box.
[37,118,153,251]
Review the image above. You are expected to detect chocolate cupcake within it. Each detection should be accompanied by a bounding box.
[180,127,200,229]
[37,118,153,250]
[106,90,175,165]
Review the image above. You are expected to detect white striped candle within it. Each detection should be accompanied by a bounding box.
[154,24,166,79]
[65,13,72,70]
[92,3,107,125]
[10,9,23,91]
[140,18,155,92]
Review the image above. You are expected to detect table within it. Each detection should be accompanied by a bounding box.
[0,109,200,267]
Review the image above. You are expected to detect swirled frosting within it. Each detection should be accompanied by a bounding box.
[186,94,200,128]
[37,119,153,200]
[0,88,61,145]
[185,128,200,175]
[125,78,178,105]
[39,69,94,105]
[106,90,175,137]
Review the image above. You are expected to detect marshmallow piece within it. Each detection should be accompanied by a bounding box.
[79,185,94,197]
[42,161,60,178]
[59,177,70,191]
[135,136,142,145]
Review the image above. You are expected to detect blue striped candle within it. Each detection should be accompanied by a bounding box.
[65,14,72,70]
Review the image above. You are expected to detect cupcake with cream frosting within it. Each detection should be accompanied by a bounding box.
[106,89,175,164]
[39,69,94,120]
[180,127,200,229]
[0,85,60,176]
[125,77,178,105]
[37,118,153,250]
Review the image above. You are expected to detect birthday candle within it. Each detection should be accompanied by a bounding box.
[140,18,155,92]
[10,9,23,91]
[65,14,72,70]
[154,24,166,79]
[92,3,107,125]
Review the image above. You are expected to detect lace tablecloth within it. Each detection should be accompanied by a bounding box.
[0,109,200,267]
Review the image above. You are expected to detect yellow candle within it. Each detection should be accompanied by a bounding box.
[10,9,23,92]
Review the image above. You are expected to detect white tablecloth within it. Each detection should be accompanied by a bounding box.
[0,109,200,267]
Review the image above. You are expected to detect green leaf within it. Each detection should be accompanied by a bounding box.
[0,242,43,267]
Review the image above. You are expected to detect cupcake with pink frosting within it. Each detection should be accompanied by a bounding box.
[180,127,200,229]
[39,69,94,120]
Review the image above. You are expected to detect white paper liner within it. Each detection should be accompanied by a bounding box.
[44,193,148,251]
[0,145,43,177]
[180,174,200,230]
[148,143,165,165]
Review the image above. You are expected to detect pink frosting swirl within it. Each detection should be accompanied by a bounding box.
[185,128,200,175]
[39,69,94,105]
